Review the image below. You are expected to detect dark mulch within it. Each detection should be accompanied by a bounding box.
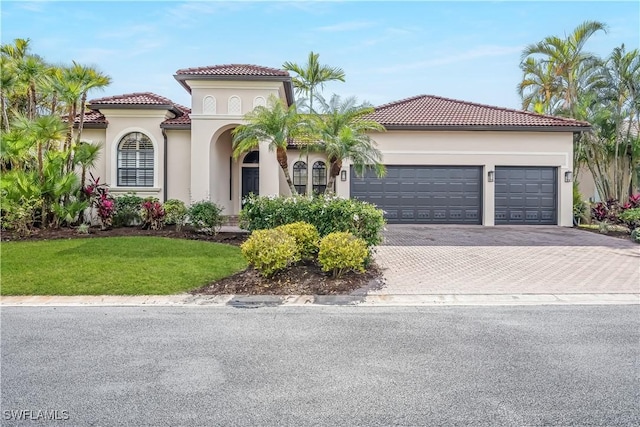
[3,225,384,295]
[192,261,384,296]
[575,225,633,241]
[1,225,248,246]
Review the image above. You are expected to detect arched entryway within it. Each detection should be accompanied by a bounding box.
[241,151,259,203]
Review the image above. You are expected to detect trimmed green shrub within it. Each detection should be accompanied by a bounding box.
[318,232,368,278]
[275,222,320,261]
[164,199,188,230]
[620,207,640,229]
[113,193,143,227]
[241,229,299,278]
[631,228,640,243]
[188,200,223,235]
[239,194,385,247]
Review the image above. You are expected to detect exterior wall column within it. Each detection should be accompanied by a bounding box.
[190,119,214,202]
[259,140,280,196]
[559,166,573,227]
[483,163,495,226]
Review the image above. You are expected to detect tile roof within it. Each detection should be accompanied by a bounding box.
[161,104,191,128]
[175,64,289,77]
[88,92,177,107]
[365,95,591,130]
[73,110,107,126]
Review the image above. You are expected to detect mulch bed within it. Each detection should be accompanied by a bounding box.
[3,225,384,295]
[1,225,248,246]
[575,225,633,241]
[192,262,384,296]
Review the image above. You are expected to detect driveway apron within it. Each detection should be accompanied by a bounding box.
[373,225,640,295]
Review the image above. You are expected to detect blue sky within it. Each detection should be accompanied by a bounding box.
[2,1,638,110]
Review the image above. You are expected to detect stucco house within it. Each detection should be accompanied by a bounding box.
[79,64,591,227]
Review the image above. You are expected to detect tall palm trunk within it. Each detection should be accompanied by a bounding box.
[276,146,297,195]
[0,95,9,131]
[325,157,342,195]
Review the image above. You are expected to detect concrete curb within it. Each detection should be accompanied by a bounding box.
[1,293,638,307]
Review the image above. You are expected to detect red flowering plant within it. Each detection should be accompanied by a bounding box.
[141,198,165,230]
[86,173,115,229]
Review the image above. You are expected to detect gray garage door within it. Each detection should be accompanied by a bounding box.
[350,166,482,224]
[495,166,557,225]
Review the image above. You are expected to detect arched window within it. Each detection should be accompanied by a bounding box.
[312,161,327,194]
[117,132,154,187]
[293,161,307,194]
[243,151,259,163]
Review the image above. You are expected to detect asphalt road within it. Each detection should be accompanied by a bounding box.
[1,305,638,427]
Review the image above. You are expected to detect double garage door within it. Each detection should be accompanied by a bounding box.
[350,166,557,225]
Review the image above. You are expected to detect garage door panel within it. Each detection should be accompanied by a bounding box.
[495,166,557,225]
[351,166,482,224]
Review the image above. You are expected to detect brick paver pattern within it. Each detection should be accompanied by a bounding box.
[372,226,640,295]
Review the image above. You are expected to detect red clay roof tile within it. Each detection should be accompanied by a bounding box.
[88,92,176,106]
[365,95,591,129]
[175,64,289,77]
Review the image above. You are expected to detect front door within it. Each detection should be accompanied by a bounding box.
[242,167,259,201]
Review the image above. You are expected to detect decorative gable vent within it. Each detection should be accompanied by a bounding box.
[228,96,242,115]
[203,96,216,114]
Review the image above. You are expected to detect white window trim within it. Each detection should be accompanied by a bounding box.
[111,128,159,189]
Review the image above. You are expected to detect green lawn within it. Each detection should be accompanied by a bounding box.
[1,237,247,295]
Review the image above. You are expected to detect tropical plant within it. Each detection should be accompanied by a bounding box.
[188,200,223,235]
[164,199,188,230]
[113,193,143,227]
[239,194,385,247]
[282,51,345,113]
[521,20,607,117]
[232,94,310,194]
[141,198,165,230]
[313,94,386,194]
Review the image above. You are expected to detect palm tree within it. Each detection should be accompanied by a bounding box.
[283,51,345,113]
[313,95,386,195]
[521,20,607,118]
[73,141,102,192]
[16,54,48,120]
[232,95,309,195]
[518,57,561,114]
[597,45,640,198]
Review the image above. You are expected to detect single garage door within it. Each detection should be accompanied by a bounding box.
[350,166,482,224]
[495,166,557,225]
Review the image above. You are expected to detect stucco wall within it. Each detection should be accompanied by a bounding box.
[166,130,191,203]
[335,130,574,226]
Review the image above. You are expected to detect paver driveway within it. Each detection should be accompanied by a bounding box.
[372,226,640,295]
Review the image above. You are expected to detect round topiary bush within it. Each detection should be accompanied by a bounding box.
[275,222,320,261]
[318,231,368,278]
[241,229,299,278]
[631,228,640,243]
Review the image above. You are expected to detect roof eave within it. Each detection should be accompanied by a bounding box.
[73,122,108,129]
[160,123,191,130]
[173,74,295,106]
[380,124,592,132]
